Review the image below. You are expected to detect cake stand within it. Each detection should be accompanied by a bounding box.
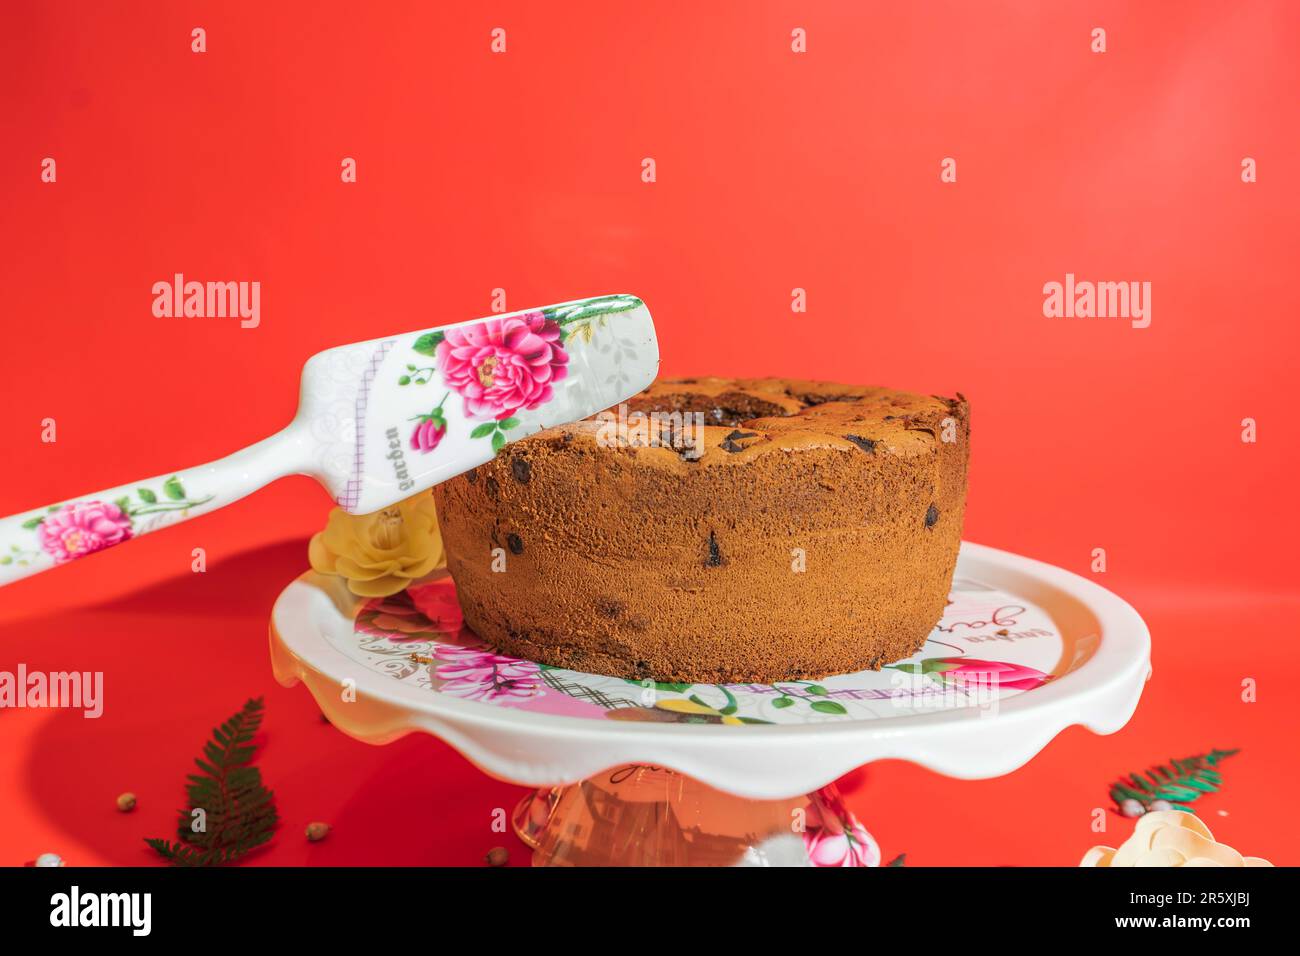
[269,542,1151,866]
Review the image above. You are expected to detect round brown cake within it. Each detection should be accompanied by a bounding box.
[432,378,969,683]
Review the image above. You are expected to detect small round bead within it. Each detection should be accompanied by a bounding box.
[1119,798,1145,818]
[305,822,331,842]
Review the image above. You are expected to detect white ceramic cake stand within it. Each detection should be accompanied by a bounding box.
[269,542,1151,866]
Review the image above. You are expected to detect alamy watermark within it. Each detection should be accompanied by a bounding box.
[1043,273,1150,328]
[152,273,260,328]
[0,664,103,718]
[886,668,1013,717]
[595,403,705,460]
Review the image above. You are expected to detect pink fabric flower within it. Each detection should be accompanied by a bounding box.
[434,644,543,702]
[940,659,1048,692]
[407,580,465,634]
[436,311,568,421]
[802,792,881,867]
[38,501,133,563]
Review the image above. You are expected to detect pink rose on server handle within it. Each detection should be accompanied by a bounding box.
[38,501,133,563]
[409,392,450,454]
[436,311,569,421]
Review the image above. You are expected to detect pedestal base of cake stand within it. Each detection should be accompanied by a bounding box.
[510,769,876,867]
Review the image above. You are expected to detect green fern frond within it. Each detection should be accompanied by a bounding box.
[146,698,278,866]
[1109,747,1239,813]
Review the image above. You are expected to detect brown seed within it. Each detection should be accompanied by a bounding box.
[924,504,940,528]
[305,822,331,842]
[116,792,137,813]
[485,846,509,867]
[510,457,531,484]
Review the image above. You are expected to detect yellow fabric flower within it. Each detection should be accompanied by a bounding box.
[308,492,445,597]
[1080,810,1272,867]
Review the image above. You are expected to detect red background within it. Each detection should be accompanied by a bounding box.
[2,1,1297,866]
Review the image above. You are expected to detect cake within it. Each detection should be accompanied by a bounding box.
[432,377,969,683]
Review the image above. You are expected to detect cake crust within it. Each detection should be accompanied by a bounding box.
[433,378,969,684]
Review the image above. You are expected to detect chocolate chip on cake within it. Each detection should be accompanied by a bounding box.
[465,468,477,484]
[596,597,625,619]
[706,530,724,567]
[925,503,940,528]
[510,457,531,484]
[507,533,524,554]
[720,439,744,453]
[844,435,877,453]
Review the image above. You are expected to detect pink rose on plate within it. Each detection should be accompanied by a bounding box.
[938,658,1048,693]
[434,644,543,702]
[38,500,133,563]
[436,311,568,421]
[802,791,880,867]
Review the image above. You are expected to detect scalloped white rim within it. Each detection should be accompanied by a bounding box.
[269,541,1151,799]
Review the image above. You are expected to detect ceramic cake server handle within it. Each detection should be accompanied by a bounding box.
[0,293,658,587]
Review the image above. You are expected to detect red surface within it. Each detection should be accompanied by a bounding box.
[1,1,1297,866]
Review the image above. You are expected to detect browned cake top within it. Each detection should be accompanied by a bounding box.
[531,376,965,468]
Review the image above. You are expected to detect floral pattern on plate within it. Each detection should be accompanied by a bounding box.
[344,574,1067,726]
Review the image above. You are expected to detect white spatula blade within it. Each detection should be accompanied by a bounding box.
[302,293,659,513]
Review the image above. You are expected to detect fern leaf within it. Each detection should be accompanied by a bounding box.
[1109,747,1239,814]
[146,697,278,867]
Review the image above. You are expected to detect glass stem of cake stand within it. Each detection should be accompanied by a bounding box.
[511,766,879,867]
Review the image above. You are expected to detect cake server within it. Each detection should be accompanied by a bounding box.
[0,294,658,586]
